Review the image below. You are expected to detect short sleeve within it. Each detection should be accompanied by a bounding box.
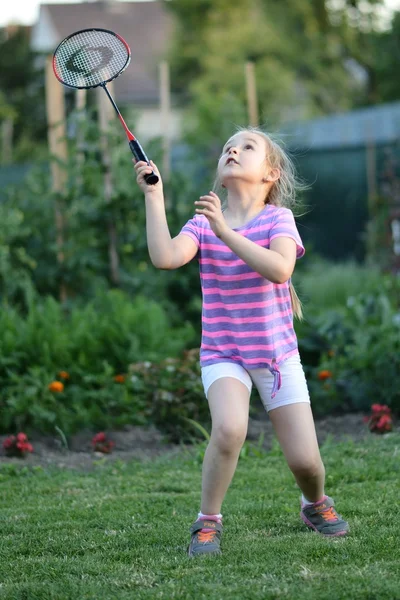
[270,208,305,259]
[179,216,201,248]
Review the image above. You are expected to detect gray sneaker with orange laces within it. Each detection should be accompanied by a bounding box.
[188,519,223,557]
[300,495,349,537]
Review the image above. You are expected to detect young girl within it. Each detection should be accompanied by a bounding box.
[134,127,349,557]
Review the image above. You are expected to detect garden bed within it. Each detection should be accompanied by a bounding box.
[2,411,396,472]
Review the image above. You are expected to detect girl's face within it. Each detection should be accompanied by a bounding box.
[218,132,268,187]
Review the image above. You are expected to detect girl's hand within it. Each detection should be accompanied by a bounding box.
[134,160,163,195]
[195,191,228,238]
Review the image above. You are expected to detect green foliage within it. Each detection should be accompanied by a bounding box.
[0,114,204,317]
[167,0,393,146]
[0,291,195,435]
[129,349,208,443]
[0,27,46,160]
[0,198,37,307]
[368,11,400,103]
[296,263,400,415]
[294,257,384,316]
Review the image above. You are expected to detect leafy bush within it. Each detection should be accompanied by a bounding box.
[300,284,400,416]
[0,291,196,435]
[129,349,208,443]
[294,258,384,316]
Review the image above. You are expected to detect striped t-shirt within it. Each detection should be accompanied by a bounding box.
[180,204,305,396]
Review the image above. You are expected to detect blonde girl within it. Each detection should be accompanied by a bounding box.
[134,127,348,557]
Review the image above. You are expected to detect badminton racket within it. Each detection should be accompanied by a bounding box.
[53,28,159,185]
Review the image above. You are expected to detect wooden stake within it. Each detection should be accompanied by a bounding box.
[76,88,87,111]
[97,82,120,285]
[366,121,377,216]
[159,60,171,182]
[45,55,68,303]
[245,62,259,127]
[75,89,87,188]
[1,118,13,164]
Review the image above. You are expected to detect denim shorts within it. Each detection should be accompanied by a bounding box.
[201,353,310,412]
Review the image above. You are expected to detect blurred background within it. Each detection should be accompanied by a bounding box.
[0,0,399,442]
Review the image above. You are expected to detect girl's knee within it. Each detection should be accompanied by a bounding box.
[211,423,247,454]
[289,457,324,479]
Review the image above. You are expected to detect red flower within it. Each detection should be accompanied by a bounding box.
[3,436,16,449]
[92,432,106,445]
[371,404,390,414]
[377,415,392,432]
[318,370,332,381]
[91,432,115,454]
[365,404,393,434]
[3,433,34,457]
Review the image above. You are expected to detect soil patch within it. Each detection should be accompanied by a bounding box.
[1,413,397,472]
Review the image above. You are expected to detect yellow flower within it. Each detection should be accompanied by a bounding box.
[48,381,64,393]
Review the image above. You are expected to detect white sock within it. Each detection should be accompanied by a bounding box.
[301,494,316,506]
[197,511,222,522]
[301,493,325,506]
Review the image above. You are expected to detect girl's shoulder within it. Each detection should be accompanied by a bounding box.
[188,213,211,229]
[268,204,294,217]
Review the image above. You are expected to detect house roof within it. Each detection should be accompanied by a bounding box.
[31,1,173,104]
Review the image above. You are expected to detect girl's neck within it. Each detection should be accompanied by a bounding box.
[224,186,269,227]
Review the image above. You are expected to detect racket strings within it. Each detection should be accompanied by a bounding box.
[54,30,130,88]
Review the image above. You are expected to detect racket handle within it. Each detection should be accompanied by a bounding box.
[129,140,159,185]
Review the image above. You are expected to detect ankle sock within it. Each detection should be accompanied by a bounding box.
[196,512,223,531]
[301,494,327,507]
[197,511,222,522]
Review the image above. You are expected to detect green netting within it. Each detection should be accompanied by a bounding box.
[0,163,32,201]
[293,141,400,260]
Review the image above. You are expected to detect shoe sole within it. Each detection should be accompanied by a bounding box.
[300,512,349,537]
[188,547,221,557]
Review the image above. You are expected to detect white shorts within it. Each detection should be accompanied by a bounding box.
[201,353,310,412]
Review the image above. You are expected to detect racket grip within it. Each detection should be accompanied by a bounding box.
[129,140,159,185]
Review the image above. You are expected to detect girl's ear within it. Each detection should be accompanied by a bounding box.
[263,168,280,183]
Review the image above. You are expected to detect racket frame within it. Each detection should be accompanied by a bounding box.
[52,28,131,90]
[52,28,159,185]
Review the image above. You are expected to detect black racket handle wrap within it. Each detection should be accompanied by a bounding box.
[129,140,159,185]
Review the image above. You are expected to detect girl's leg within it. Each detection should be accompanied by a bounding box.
[268,403,325,502]
[252,356,348,535]
[251,355,324,501]
[269,403,348,535]
[201,377,251,515]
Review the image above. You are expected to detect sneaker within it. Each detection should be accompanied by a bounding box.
[300,495,349,537]
[188,519,223,557]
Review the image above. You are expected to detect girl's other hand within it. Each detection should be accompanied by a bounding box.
[195,191,228,238]
[134,160,163,195]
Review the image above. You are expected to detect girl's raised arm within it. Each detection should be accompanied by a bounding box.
[135,160,198,269]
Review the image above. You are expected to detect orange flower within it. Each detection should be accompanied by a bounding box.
[48,381,64,393]
[58,371,70,380]
[318,370,332,381]
[114,374,125,384]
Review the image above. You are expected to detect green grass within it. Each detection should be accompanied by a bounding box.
[1,434,400,600]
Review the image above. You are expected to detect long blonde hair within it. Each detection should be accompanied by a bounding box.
[214,126,307,320]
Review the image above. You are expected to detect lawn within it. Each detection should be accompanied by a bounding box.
[1,433,399,600]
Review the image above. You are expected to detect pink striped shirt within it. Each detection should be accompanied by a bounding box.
[180,204,305,395]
